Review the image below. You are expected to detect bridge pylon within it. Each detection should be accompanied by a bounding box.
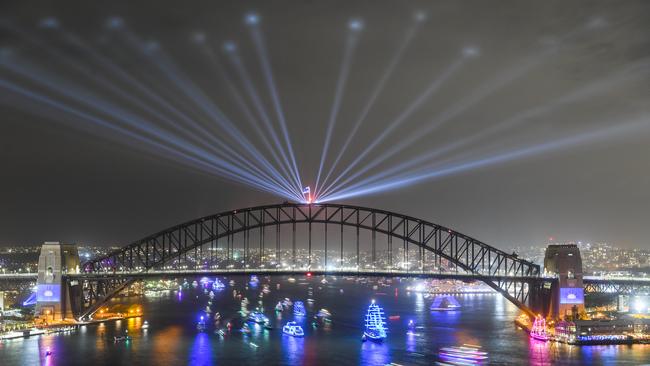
[35,242,81,323]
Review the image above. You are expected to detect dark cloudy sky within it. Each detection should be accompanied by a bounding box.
[1,0,649,249]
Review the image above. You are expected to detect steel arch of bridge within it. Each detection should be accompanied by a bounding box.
[76,203,541,318]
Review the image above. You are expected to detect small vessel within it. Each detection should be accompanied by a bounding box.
[316,308,331,318]
[362,300,387,342]
[438,345,488,362]
[282,321,304,337]
[275,302,284,312]
[321,278,328,285]
[141,320,150,330]
[215,329,226,337]
[248,311,270,324]
[293,301,306,316]
[407,319,415,332]
[213,279,226,291]
[430,295,461,311]
[263,322,273,330]
[287,277,296,283]
[314,308,332,324]
[214,312,221,321]
[241,324,251,334]
[113,335,132,342]
[208,291,215,299]
[530,315,549,341]
[197,316,207,332]
[283,298,293,307]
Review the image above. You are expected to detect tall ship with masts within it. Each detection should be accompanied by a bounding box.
[362,300,387,342]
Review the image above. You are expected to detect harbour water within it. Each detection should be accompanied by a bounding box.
[1,276,649,365]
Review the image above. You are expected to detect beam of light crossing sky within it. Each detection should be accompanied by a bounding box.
[0,78,300,200]
[52,29,299,197]
[319,17,618,199]
[319,115,650,202]
[313,18,363,198]
[196,41,303,198]
[319,52,473,198]
[222,41,303,193]
[19,22,303,200]
[316,12,426,198]
[320,59,649,198]
[114,28,304,199]
[245,13,303,192]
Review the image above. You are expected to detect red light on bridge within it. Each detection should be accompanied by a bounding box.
[306,272,312,277]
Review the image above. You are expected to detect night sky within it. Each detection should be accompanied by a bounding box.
[1,0,649,248]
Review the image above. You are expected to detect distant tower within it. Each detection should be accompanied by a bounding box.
[544,244,585,319]
[35,242,80,322]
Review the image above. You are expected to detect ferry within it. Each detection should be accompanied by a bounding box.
[282,321,304,337]
[362,300,387,342]
[438,345,488,362]
[248,311,270,324]
[141,320,150,330]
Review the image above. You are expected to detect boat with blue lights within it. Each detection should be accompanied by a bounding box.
[248,311,270,324]
[282,321,304,337]
[430,295,461,311]
[196,316,207,332]
[213,278,226,291]
[293,301,306,316]
[362,300,387,342]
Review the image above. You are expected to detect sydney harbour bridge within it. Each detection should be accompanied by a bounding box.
[7,202,650,322]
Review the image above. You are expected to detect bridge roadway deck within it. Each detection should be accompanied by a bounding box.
[3,272,650,287]
[67,269,543,282]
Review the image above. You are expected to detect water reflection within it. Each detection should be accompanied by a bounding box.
[359,341,390,365]
[282,333,305,364]
[189,332,213,366]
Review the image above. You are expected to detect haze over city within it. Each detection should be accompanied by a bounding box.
[1,2,650,365]
[1,0,649,249]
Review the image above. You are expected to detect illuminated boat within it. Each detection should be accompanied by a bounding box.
[213,278,226,290]
[248,311,270,324]
[430,295,461,311]
[197,316,207,332]
[249,275,259,287]
[530,315,549,341]
[439,345,488,362]
[275,302,284,312]
[141,320,149,330]
[113,335,132,342]
[293,301,306,316]
[282,321,304,337]
[362,300,387,342]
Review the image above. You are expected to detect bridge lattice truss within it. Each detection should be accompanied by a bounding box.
[72,203,541,319]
